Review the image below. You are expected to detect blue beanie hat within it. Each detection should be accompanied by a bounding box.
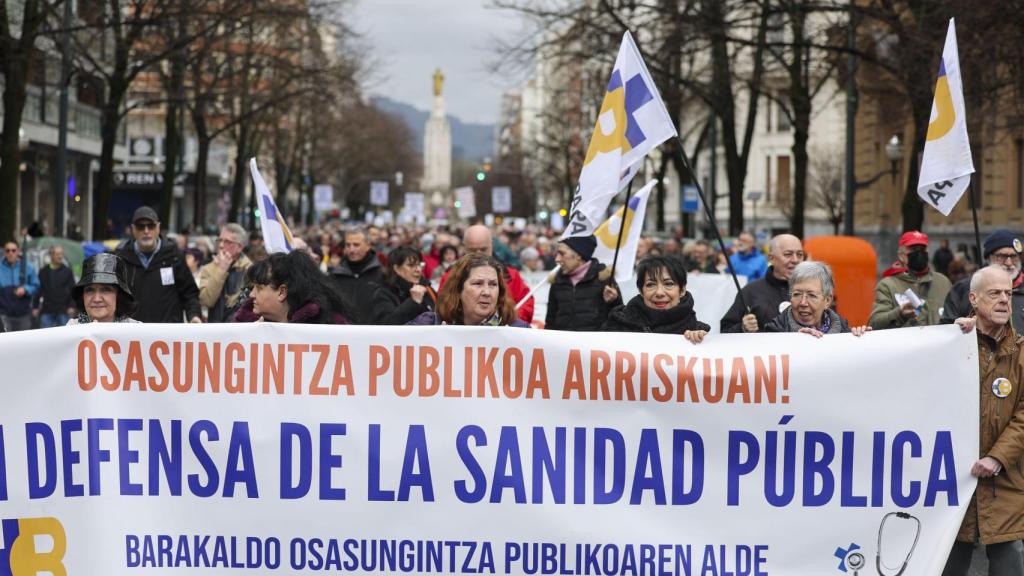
[983,229,1023,259]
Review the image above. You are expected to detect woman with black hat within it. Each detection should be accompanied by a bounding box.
[544,235,621,331]
[67,253,139,324]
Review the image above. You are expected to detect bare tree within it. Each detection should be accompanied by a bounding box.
[809,148,844,234]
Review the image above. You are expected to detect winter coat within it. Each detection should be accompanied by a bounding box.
[544,261,620,332]
[763,306,851,334]
[35,264,75,315]
[232,297,349,324]
[114,238,201,323]
[602,293,710,334]
[330,252,385,325]
[406,311,530,328]
[0,257,39,317]
[728,249,768,281]
[868,269,951,329]
[941,272,1024,334]
[440,264,534,323]
[956,329,1024,545]
[720,268,790,333]
[199,254,253,323]
[371,277,437,325]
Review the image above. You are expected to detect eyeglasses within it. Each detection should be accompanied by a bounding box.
[134,222,157,231]
[791,290,823,303]
[990,252,1021,263]
[216,238,240,246]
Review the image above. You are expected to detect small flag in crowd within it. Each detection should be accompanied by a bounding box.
[917,18,974,216]
[250,158,294,253]
[562,31,676,239]
[593,179,656,281]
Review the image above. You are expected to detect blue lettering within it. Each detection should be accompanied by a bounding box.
[840,431,867,507]
[398,425,433,501]
[126,535,140,567]
[925,431,958,506]
[764,429,795,507]
[224,421,258,498]
[26,422,56,499]
[368,424,394,501]
[187,420,220,497]
[455,425,487,503]
[630,429,666,505]
[150,419,182,496]
[594,428,625,504]
[802,431,834,506]
[871,431,885,506]
[532,427,565,504]
[573,428,586,504]
[672,429,704,505]
[281,423,312,499]
[491,426,526,503]
[891,431,921,507]
[118,419,144,496]
[727,430,759,505]
[87,417,114,495]
[319,423,346,500]
[0,425,6,501]
[60,419,84,497]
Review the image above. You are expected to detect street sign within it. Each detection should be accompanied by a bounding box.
[455,187,476,218]
[404,192,425,216]
[682,184,699,213]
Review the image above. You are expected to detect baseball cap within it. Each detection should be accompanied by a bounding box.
[898,231,928,248]
[132,206,159,223]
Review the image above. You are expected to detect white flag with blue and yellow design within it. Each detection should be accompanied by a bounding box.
[593,179,656,281]
[917,18,974,216]
[562,31,676,239]
[250,158,294,253]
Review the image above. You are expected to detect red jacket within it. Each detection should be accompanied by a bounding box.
[439,265,534,323]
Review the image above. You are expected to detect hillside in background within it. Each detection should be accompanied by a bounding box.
[371,96,495,162]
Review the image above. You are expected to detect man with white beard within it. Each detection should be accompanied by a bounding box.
[942,229,1024,333]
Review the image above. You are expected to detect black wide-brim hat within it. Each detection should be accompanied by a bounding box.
[73,253,134,302]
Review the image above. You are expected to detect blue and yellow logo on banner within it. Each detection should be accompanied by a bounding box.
[0,518,67,576]
[927,60,955,142]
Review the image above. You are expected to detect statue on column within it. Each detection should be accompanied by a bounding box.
[433,68,444,97]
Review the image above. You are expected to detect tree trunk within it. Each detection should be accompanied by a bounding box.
[901,105,928,232]
[0,63,30,242]
[92,88,126,240]
[788,9,810,239]
[160,93,180,225]
[229,124,249,224]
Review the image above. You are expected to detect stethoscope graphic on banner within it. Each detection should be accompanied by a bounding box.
[842,512,921,576]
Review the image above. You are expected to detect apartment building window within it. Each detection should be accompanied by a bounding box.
[765,156,772,202]
[777,156,791,203]
[777,99,792,132]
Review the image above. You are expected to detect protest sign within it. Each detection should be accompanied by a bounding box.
[0,324,976,575]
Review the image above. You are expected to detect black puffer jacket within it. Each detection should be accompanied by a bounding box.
[371,277,437,325]
[114,237,201,323]
[603,293,710,334]
[720,267,789,333]
[544,261,620,331]
[330,252,384,325]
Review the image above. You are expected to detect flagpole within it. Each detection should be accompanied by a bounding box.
[608,180,635,280]
[673,136,749,311]
[968,180,982,264]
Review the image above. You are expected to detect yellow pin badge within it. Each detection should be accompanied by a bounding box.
[1014,238,1022,253]
[993,377,1013,398]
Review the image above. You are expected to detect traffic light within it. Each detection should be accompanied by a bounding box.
[475,171,486,182]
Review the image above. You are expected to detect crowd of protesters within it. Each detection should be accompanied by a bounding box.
[2,206,1024,573]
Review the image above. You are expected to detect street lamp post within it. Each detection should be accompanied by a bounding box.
[746,190,763,236]
[844,134,904,236]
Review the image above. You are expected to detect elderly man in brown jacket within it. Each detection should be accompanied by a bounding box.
[200,223,253,323]
[948,265,1024,575]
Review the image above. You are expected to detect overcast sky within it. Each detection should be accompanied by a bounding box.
[351,0,528,125]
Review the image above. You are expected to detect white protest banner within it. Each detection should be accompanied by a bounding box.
[491,186,512,214]
[313,185,334,212]
[455,186,477,218]
[370,181,389,207]
[0,324,976,575]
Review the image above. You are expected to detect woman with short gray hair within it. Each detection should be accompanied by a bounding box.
[764,260,870,337]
